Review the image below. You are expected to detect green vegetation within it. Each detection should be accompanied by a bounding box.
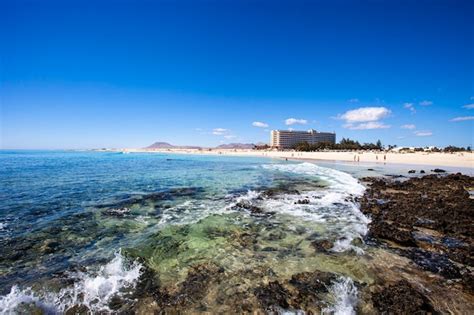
[290,139,472,153]
[292,138,383,151]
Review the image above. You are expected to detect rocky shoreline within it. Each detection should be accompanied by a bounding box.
[359,173,474,313]
[123,173,474,314]
[4,171,474,314]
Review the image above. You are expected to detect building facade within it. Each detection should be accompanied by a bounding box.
[270,129,336,149]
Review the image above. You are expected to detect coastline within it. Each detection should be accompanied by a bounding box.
[120,148,474,169]
[1,150,473,313]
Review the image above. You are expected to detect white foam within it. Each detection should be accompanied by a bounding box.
[261,163,369,253]
[0,251,142,314]
[235,190,261,204]
[323,277,359,315]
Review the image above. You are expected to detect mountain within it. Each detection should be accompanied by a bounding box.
[145,141,256,150]
[215,143,255,149]
[145,142,175,149]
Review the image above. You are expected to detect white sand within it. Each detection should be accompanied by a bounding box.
[123,148,474,169]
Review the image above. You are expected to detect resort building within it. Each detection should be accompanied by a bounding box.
[270,129,336,149]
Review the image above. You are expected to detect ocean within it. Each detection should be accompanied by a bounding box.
[0,150,391,313]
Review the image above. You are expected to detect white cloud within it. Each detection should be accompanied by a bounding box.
[252,121,269,128]
[414,130,433,136]
[348,98,359,103]
[419,100,433,106]
[344,121,391,130]
[339,107,391,122]
[463,104,474,109]
[400,124,416,130]
[449,116,474,122]
[212,128,228,135]
[285,118,308,125]
[403,103,416,113]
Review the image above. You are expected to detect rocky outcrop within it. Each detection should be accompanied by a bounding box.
[360,173,474,292]
[372,280,435,314]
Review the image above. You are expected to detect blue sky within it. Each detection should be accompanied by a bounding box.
[1,0,473,149]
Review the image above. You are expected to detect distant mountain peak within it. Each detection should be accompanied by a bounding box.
[145,142,175,149]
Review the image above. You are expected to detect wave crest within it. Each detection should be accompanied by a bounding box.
[0,251,142,314]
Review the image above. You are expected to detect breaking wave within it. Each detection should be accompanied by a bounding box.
[261,163,369,253]
[0,252,142,314]
[323,277,359,315]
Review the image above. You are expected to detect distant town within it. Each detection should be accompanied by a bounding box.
[103,128,471,153]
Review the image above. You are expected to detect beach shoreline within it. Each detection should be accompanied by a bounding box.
[120,148,474,169]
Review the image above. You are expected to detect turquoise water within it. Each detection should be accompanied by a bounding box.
[0,150,374,313]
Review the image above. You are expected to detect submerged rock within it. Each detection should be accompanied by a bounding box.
[254,281,290,310]
[261,186,300,198]
[289,271,336,295]
[234,200,265,215]
[311,239,334,253]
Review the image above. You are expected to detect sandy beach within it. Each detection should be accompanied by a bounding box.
[123,148,474,169]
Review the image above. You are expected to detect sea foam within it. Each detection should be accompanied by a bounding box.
[261,162,369,253]
[0,251,142,314]
[322,277,359,315]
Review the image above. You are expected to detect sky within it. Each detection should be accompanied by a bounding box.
[1,0,473,149]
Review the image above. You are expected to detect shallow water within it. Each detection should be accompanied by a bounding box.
[0,150,440,313]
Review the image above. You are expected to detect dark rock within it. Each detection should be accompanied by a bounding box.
[295,199,310,205]
[65,304,89,315]
[133,264,161,299]
[420,170,425,173]
[39,239,61,254]
[432,168,446,173]
[408,170,416,174]
[174,263,224,306]
[372,280,435,314]
[400,248,461,279]
[102,207,131,218]
[289,271,336,294]
[254,281,290,309]
[367,168,375,171]
[261,187,300,198]
[369,221,416,247]
[311,240,334,253]
[267,231,287,241]
[234,201,265,215]
[360,173,474,294]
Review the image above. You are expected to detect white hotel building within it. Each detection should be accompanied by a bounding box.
[270,129,336,149]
